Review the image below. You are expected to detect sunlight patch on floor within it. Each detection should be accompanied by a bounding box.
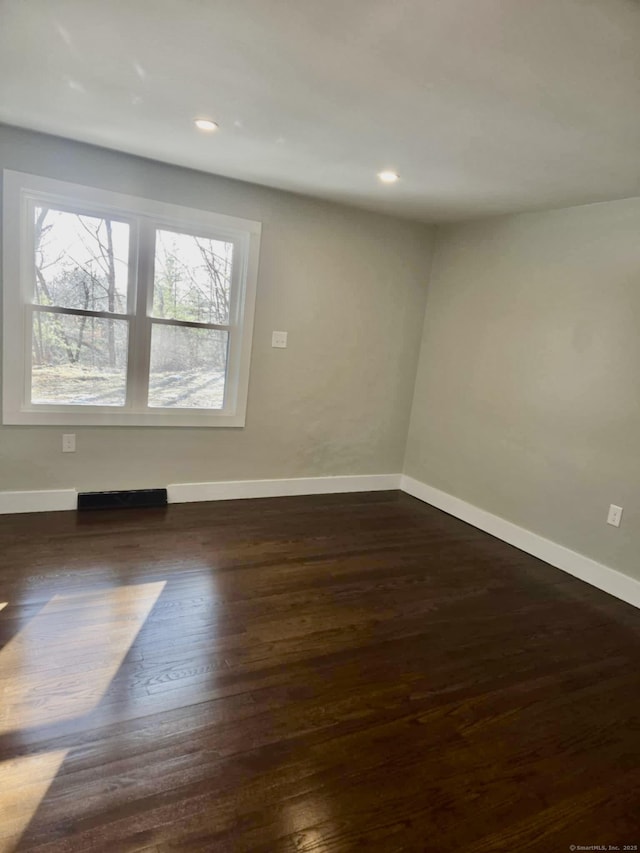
[0,603,7,612]
[0,581,165,734]
[0,750,68,852]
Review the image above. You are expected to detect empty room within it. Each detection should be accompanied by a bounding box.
[0,1,639,850]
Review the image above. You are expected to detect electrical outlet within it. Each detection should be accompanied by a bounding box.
[272,331,288,348]
[62,434,76,453]
[606,504,623,527]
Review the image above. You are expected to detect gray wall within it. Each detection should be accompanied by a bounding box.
[405,199,640,580]
[0,125,434,491]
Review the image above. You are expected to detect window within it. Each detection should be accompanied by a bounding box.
[2,171,261,426]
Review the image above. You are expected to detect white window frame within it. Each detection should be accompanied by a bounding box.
[2,170,261,427]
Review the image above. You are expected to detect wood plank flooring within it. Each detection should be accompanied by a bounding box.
[0,491,638,852]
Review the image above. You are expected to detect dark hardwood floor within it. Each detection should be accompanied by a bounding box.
[0,491,638,852]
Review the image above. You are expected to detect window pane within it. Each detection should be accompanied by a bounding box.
[148,325,228,409]
[33,206,130,313]
[31,312,128,406]
[153,229,232,324]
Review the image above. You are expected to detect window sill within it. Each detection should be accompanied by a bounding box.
[2,408,247,428]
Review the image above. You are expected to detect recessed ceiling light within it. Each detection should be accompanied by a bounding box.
[194,118,219,132]
[377,170,399,184]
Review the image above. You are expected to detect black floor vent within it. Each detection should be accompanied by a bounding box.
[78,488,168,511]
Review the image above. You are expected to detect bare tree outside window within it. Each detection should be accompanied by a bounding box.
[31,207,129,405]
[149,230,233,408]
[31,214,232,409]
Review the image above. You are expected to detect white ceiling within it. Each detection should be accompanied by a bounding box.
[1,0,639,223]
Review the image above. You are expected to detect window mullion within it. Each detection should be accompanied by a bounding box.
[32,304,130,322]
[149,316,230,332]
[127,218,155,410]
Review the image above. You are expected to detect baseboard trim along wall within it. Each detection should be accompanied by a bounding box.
[167,473,402,504]
[1,475,637,612]
[0,489,77,514]
[401,474,640,611]
[0,475,401,515]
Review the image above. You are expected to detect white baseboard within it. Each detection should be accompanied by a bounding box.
[0,489,77,515]
[400,475,640,611]
[168,473,402,504]
[3,476,636,613]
